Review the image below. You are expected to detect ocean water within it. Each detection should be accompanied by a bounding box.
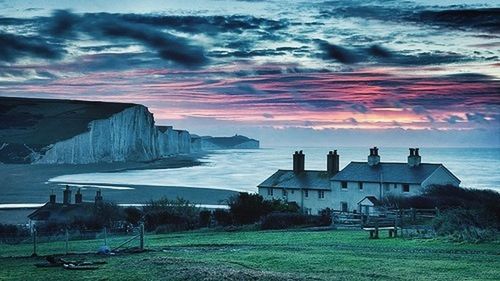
[49,147,500,192]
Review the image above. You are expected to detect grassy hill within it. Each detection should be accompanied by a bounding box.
[0,97,136,146]
[1,229,499,280]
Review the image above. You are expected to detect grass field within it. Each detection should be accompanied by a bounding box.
[1,229,499,281]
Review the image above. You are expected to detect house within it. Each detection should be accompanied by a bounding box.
[258,147,460,215]
[331,147,461,213]
[28,186,105,227]
[258,150,340,214]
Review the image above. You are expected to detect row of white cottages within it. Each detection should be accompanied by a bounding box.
[257,147,461,215]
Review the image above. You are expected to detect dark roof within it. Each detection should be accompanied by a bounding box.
[358,196,381,206]
[28,202,95,222]
[258,170,332,190]
[331,162,452,184]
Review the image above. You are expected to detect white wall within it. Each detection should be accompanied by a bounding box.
[258,187,331,215]
[422,166,460,187]
[331,181,422,212]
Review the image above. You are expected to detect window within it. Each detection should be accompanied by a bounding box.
[282,189,288,197]
[304,189,309,197]
[384,183,390,192]
[267,188,273,196]
[358,182,363,190]
[341,202,348,212]
[341,181,348,189]
[394,184,397,189]
[291,190,294,194]
[403,184,410,192]
[318,190,325,199]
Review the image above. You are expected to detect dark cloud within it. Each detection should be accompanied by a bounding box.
[0,33,63,62]
[317,41,359,64]
[416,8,500,33]
[262,113,274,119]
[412,106,427,115]
[444,115,464,124]
[316,41,467,66]
[466,112,487,123]
[320,3,500,33]
[367,45,392,58]
[346,117,358,125]
[46,11,208,67]
[425,115,435,123]
[350,104,368,113]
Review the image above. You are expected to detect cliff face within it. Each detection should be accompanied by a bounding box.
[37,106,156,164]
[0,97,195,164]
[36,106,195,164]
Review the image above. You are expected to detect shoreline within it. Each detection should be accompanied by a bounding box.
[0,152,239,224]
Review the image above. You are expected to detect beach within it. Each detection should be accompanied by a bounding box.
[0,153,238,224]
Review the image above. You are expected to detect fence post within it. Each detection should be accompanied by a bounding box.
[32,228,38,257]
[104,227,108,246]
[435,207,440,216]
[399,209,404,238]
[65,228,69,255]
[411,208,416,223]
[139,223,144,251]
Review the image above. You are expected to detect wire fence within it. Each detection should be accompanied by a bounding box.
[0,224,145,257]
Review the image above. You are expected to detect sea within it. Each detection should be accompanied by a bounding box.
[49,147,500,192]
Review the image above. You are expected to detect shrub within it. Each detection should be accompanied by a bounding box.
[0,224,30,244]
[261,212,308,230]
[124,207,143,226]
[199,210,212,227]
[228,193,270,225]
[318,208,333,226]
[143,197,200,232]
[432,208,498,243]
[213,209,232,226]
[227,192,300,225]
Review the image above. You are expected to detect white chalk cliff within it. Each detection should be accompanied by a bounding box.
[35,105,192,164]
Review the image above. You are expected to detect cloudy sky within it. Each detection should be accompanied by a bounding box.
[0,0,499,147]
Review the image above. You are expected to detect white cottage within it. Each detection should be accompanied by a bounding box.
[331,147,461,213]
[258,148,460,215]
[258,150,339,214]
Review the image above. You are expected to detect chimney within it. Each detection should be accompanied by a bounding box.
[63,185,71,205]
[75,188,83,204]
[408,147,421,167]
[95,189,103,205]
[327,150,340,174]
[368,147,380,166]
[49,190,56,204]
[293,150,305,173]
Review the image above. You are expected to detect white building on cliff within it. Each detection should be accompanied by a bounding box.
[258,148,460,214]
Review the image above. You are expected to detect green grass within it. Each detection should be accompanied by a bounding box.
[0,229,499,281]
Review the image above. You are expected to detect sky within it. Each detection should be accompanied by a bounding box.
[0,0,499,147]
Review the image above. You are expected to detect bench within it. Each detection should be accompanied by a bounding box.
[363,226,398,239]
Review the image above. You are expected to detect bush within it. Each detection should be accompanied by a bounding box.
[213,209,232,226]
[228,193,271,225]
[318,208,333,226]
[433,208,498,243]
[143,197,200,232]
[261,212,308,230]
[227,192,300,225]
[0,224,30,244]
[124,207,142,226]
[199,210,212,227]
